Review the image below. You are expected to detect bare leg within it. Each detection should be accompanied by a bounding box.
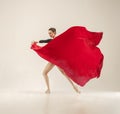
[57,67,80,93]
[42,62,55,94]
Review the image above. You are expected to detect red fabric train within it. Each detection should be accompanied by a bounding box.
[31,26,104,86]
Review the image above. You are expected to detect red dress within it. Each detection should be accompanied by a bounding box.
[31,26,104,86]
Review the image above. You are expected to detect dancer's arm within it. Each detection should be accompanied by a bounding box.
[39,39,52,43]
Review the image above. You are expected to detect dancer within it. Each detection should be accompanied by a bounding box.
[31,26,104,94]
[31,28,80,94]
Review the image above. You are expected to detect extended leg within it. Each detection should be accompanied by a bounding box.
[57,66,80,93]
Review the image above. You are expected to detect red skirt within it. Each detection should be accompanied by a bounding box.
[31,26,104,86]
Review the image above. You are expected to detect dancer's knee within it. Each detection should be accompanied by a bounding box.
[42,71,48,76]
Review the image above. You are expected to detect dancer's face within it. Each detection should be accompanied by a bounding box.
[48,30,56,38]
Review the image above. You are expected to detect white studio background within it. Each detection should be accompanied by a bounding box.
[0,0,120,93]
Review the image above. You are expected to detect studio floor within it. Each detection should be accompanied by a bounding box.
[0,91,120,114]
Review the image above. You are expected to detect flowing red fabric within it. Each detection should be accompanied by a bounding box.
[31,26,104,86]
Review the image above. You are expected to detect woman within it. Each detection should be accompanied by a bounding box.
[31,28,80,94]
[31,26,104,94]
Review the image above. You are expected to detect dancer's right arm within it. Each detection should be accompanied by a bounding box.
[39,39,52,43]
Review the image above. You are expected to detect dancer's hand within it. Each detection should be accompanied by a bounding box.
[31,41,38,45]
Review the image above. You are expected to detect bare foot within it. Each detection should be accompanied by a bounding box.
[45,89,50,94]
[73,86,80,94]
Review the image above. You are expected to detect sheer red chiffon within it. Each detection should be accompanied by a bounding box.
[31,26,104,86]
